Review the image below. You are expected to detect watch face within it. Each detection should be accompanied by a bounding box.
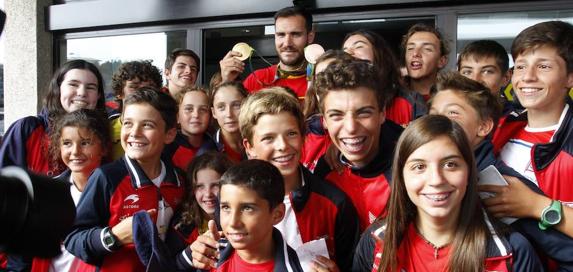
[103,236,114,245]
[545,210,561,224]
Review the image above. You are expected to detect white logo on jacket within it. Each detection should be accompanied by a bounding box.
[124,194,140,204]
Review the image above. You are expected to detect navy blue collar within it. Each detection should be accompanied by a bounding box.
[122,154,181,189]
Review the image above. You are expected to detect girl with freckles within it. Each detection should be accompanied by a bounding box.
[352,115,542,272]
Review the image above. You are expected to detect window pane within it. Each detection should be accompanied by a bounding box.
[61,31,187,95]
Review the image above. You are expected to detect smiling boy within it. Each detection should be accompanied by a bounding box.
[239,87,359,271]
[490,21,573,240]
[163,48,200,97]
[313,60,403,231]
[65,88,185,271]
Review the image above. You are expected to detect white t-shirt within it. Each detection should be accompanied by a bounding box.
[275,174,305,250]
[499,104,568,186]
[49,176,86,272]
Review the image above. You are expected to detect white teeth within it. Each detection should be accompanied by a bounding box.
[273,154,294,163]
[341,137,365,144]
[425,193,450,201]
[129,143,145,147]
[341,137,366,152]
[520,87,542,93]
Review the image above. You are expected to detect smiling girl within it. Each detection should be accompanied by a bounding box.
[0,60,106,176]
[31,109,111,272]
[352,115,542,272]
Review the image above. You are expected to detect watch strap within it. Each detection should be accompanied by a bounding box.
[539,200,562,230]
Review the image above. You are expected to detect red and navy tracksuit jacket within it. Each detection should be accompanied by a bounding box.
[162,131,217,172]
[385,88,427,127]
[0,110,62,176]
[216,228,304,272]
[288,166,360,271]
[64,155,185,272]
[492,102,573,204]
[301,114,331,172]
[314,121,403,231]
[242,64,308,100]
[213,129,246,162]
[488,103,573,271]
[0,110,62,271]
[352,218,543,272]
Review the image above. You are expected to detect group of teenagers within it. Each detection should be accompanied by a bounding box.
[1,4,573,272]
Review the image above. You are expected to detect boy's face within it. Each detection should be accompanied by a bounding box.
[178,91,210,137]
[121,103,176,164]
[459,56,510,94]
[405,31,447,80]
[322,88,385,168]
[165,55,198,90]
[512,45,573,113]
[244,112,303,181]
[220,184,284,253]
[429,89,492,148]
[121,77,156,99]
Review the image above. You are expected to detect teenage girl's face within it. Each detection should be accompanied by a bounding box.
[343,34,375,63]
[60,69,100,113]
[178,91,211,137]
[194,168,222,216]
[211,86,244,134]
[60,126,105,176]
[403,136,468,225]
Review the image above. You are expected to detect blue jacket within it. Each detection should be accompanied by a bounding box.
[65,155,185,272]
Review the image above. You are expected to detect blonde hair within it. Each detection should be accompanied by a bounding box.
[239,87,304,144]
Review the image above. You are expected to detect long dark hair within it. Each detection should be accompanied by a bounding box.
[379,115,488,272]
[43,60,106,123]
[343,30,401,108]
[179,152,234,227]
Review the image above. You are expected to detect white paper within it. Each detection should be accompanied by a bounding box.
[295,238,330,272]
[478,165,517,224]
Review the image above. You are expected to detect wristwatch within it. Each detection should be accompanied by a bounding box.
[102,227,121,251]
[539,200,562,230]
